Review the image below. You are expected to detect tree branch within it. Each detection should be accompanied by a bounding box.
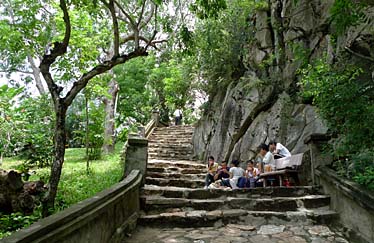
[137,0,147,28]
[139,2,155,31]
[39,0,71,100]
[114,0,136,28]
[27,54,46,94]
[345,46,374,62]
[64,48,148,106]
[108,0,120,57]
[0,69,32,75]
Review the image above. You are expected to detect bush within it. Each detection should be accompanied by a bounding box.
[299,56,374,190]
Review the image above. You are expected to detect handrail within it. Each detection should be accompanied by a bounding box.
[144,110,161,138]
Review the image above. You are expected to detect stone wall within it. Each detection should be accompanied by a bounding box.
[192,0,374,163]
[316,167,374,243]
[2,170,142,243]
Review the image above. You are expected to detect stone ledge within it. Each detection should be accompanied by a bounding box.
[316,167,374,213]
[128,136,148,146]
[3,170,142,243]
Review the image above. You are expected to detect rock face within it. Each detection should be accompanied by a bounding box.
[193,0,374,162]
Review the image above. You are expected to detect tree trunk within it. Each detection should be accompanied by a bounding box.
[102,77,119,154]
[27,55,46,95]
[43,101,67,216]
[85,96,90,174]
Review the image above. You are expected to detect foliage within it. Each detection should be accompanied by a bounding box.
[0,143,123,238]
[190,0,227,19]
[0,85,24,158]
[330,0,366,35]
[0,85,54,168]
[191,0,257,97]
[14,95,54,168]
[299,56,374,189]
[0,209,42,239]
[114,54,197,132]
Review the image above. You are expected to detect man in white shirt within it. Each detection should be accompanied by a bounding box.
[269,141,291,159]
[258,143,275,171]
[173,108,183,125]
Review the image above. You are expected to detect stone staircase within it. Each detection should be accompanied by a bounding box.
[148,126,194,160]
[127,125,349,242]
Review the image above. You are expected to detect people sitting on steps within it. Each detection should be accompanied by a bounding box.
[204,156,218,189]
[258,143,275,171]
[214,161,231,181]
[227,159,245,189]
[268,140,291,159]
[239,160,260,188]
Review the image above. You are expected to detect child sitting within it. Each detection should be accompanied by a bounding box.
[238,160,259,188]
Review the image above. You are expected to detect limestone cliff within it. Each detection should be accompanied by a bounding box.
[193,0,374,162]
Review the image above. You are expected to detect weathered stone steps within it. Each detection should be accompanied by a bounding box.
[148,152,194,159]
[148,144,193,149]
[138,208,338,227]
[146,167,204,174]
[145,177,204,188]
[147,160,205,169]
[146,171,206,180]
[148,148,193,154]
[142,185,322,199]
[141,195,331,213]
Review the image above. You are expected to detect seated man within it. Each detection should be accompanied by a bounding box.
[204,156,218,189]
[258,143,275,171]
[214,161,230,181]
[269,140,291,159]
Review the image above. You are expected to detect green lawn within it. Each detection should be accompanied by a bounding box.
[0,143,124,238]
[1,143,124,210]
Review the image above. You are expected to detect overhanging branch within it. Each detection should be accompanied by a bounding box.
[64,48,148,106]
[39,0,71,100]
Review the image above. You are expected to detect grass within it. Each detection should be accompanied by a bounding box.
[1,143,124,239]
[1,142,124,211]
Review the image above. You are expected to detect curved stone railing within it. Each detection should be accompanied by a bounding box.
[305,133,374,243]
[3,170,142,243]
[145,111,160,138]
[316,167,374,243]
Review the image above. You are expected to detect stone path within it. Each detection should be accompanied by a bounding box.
[125,224,349,243]
[126,125,350,242]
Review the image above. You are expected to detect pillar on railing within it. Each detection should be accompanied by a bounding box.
[152,110,160,127]
[304,133,332,185]
[122,133,148,186]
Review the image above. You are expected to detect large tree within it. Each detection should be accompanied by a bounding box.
[1,0,164,213]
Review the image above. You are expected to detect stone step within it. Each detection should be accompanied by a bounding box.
[148,155,194,161]
[148,155,194,160]
[146,167,205,174]
[141,185,322,199]
[141,195,331,213]
[148,148,193,154]
[153,126,194,132]
[148,150,193,155]
[148,152,194,158]
[148,152,194,159]
[145,177,205,188]
[147,160,205,169]
[138,208,338,228]
[146,171,206,180]
[148,144,193,149]
[149,136,193,140]
[148,138,193,143]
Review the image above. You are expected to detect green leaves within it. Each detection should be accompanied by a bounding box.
[299,56,374,190]
[330,0,366,35]
[190,0,227,19]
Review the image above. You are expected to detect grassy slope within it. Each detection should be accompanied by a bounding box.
[1,143,124,210]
